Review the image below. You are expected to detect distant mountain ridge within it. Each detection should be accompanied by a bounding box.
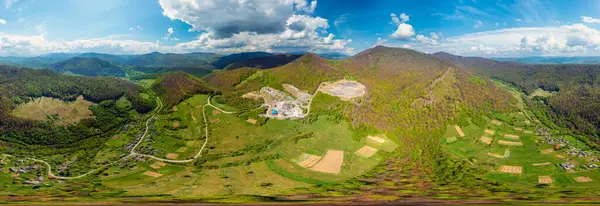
[51,57,126,77]
[225,54,302,70]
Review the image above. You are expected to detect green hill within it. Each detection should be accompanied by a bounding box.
[224,54,301,70]
[434,52,600,139]
[151,72,214,107]
[51,57,126,77]
[211,52,275,69]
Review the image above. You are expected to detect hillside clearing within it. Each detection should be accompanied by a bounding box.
[12,95,94,125]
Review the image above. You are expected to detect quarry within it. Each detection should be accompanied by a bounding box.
[258,85,312,120]
[249,80,367,120]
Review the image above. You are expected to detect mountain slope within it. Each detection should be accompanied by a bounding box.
[211,52,275,69]
[224,54,302,70]
[341,46,514,129]
[78,52,127,65]
[270,53,344,92]
[51,57,126,77]
[434,51,600,140]
[151,72,214,107]
[127,52,221,68]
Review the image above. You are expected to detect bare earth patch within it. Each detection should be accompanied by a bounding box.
[241,92,262,100]
[480,136,493,145]
[212,110,221,115]
[491,120,502,126]
[354,146,378,158]
[498,140,523,146]
[367,135,385,144]
[539,176,553,184]
[191,114,197,122]
[143,171,162,177]
[504,134,520,139]
[112,135,120,139]
[514,127,523,131]
[499,165,523,174]
[166,153,179,160]
[541,149,555,154]
[283,84,312,102]
[173,121,180,128]
[524,120,531,125]
[533,162,552,166]
[246,118,258,125]
[296,153,322,168]
[319,80,366,101]
[518,112,524,115]
[484,129,495,136]
[12,95,94,125]
[210,118,220,123]
[556,154,566,159]
[454,125,465,137]
[487,152,505,158]
[172,106,178,111]
[176,147,187,153]
[575,176,593,183]
[310,150,344,174]
[150,161,167,169]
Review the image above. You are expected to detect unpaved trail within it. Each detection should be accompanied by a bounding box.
[10,95,236,180]
[412,67,453,106]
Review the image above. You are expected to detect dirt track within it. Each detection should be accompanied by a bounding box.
[20,95,237,179]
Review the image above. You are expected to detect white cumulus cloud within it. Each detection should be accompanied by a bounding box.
[581,16,600,24]
[158,0,352,54]
[389,13,414,40]
[407,24,600,57]
[390,23,415,40]
[163,27,179,41]
[0,18,6,25]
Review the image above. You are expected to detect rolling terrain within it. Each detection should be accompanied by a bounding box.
[434,52,600,145]
[0,46,599,204]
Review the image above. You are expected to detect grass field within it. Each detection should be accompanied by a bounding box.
[12,95,94,125]
[137,95,208,160]
[98,91,398,197]
[442,81,600,191]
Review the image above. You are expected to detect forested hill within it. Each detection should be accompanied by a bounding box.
[0,65,155,146]
[51,57,126,77]
[224,54,302,70]
[151,72,215,107]
[126,52,221,68]
[434,52,600,141]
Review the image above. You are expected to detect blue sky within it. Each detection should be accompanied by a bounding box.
[2,0,600,57]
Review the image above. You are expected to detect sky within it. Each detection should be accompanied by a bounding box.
[3,0,600,57]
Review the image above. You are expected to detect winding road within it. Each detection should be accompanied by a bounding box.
[6,94,235,180]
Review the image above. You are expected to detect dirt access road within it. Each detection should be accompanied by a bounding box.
[12,95,235,180]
